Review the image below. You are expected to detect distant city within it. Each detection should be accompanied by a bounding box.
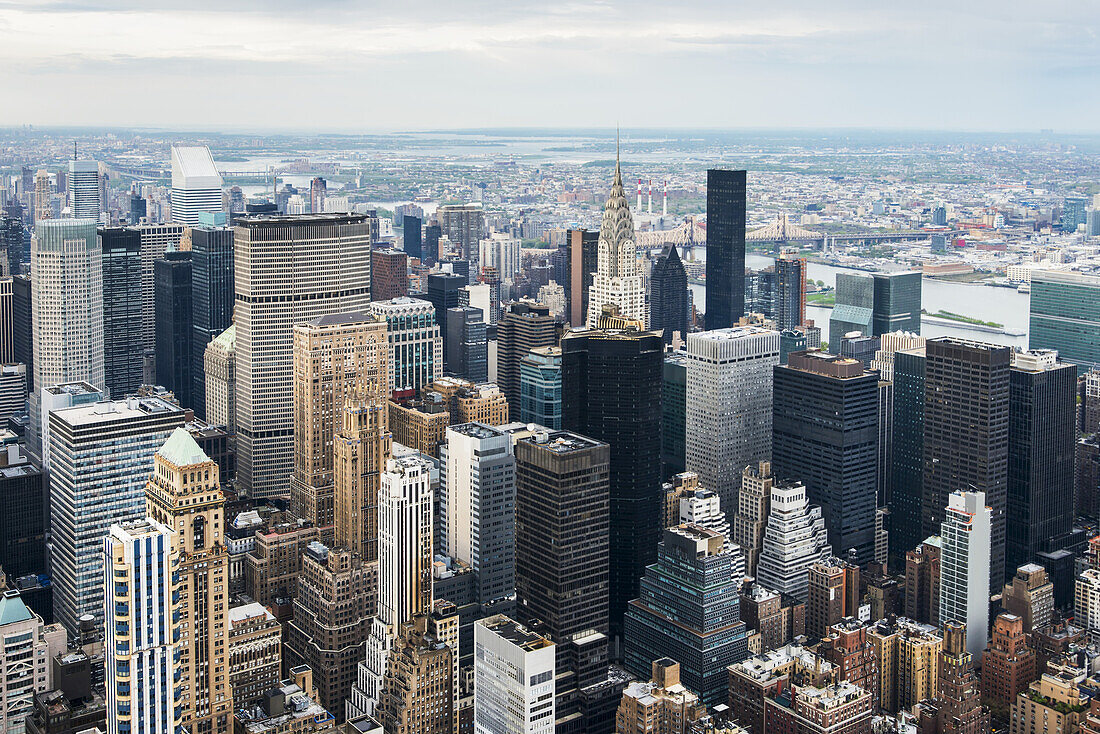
[0,125,1098,734]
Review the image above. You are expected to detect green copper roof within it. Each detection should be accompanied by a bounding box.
[211,324,235,349]
[157,428,211,467]
[0,592,34,626]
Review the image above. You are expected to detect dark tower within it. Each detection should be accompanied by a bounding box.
[99,227,144,398]
[774,255,806,331]
[514,430,611,722]
[561,327,662,651]
[567,228,600,328]
[772,351,880,564]
[704,169,747,330]
[496,301,556,415]
[11,275,32,391]
[424,223,441,266]
[190,226,234,420]
[649,245,688,345]
[425,272,465,344]
[155,251,194,409]
[890,347,926,568]
[922,337,1010,593]
[403,214,422,261]
[1007,352,1077,572]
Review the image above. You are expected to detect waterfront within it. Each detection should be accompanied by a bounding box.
[686,253,1030,348]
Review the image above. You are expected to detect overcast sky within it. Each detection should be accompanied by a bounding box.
[1,0,1098,132]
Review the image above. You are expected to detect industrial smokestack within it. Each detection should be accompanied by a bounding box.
[637,179,642,210]
[647,179,652,215]
[663,180,668,217]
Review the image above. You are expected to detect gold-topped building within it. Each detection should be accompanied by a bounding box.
[145,428,234,733]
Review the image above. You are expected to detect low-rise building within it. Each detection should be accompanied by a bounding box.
[229,602,283,708]
[615,658,708,734]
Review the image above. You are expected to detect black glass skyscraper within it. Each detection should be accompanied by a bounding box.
[561,327,662,650]
[403,214,422,261]
[154,251,194,409]
[705,169,747,330]
[772,351,880,564]
[129,193,146,225]
[426,271,465,340]
[444,306,487,382]
[889,347,925,568]
[11,275,31,392]
[1,215,25,276]
[649,245,688,345]
[1007,354,1077,572]
[190,226,234,420]
[923,337,1010,593]
[424,223,442,266]
[872,272,922,336]
[99,227,144,398]
[775,255,806,331]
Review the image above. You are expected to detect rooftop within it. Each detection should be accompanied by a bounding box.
[229,602,276,626]
[520,429,604,454]
[449,422,505,440]
[53,396,183,427]
[157,427,212,467]
[171,145,222,188]
[305,311,376,327]
[479,614,554,652]
[0,590,34,626]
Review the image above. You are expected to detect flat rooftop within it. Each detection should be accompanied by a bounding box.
[54,397,182,427]
[521,430,604,454]
[449,422,504,439]
[480,615,554,651]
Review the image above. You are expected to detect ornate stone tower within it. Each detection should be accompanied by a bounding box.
[145,427,234,734]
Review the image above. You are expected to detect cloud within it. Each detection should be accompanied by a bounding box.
[0,1,1099,130]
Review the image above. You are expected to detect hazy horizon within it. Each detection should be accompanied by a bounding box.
[2,1,1098,132]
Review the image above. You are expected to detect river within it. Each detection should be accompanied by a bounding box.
[686,253,1030,348]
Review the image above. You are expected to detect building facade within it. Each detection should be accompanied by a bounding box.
[704,169,747,330]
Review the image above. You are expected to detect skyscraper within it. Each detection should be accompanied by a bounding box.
[104,519,183,734]
[755,479,832,601]
[830,272,921,348]
[204,325,235,431]
[333,394,391,563]
[1008,350,1077,573]
[661,352,687,479]
[733,461,773,579]
[473,615,556,734]
[496,301,556,414]
[369,297,442,397]
[154,249,193,408]
[561,326,663,647]
[438,203,484,261]
[444,306,487,382]
[67,160,100,220]
[923,337,1010,592]
[514,429,610,718]
[519,347,562,429]
[424,223,442,265]
[371,248,409,301]
[0,277,10,364]
[939,491,992,662]
[773,351,879,563]
[1029,270,1100,373]
[170,145,224,226]
[890,346,926,568]
[190,225,234,420]
[704,169,747,330]
[586,156,647,328]
[136,223,185,355]
[98,227,144,398]
[49,395,185,634]
[290,312,388,538]
[648,245,688,344]
[11,275,31,389]
[774,253,806,331]
[28,219,103,457]
[0,444,45,579]
[623,525,748,705]
[438,423,517,662]
[425,271,465,338]
[478,232,521,281]
[403,214,422,261]
[567,228,600,328]
[685,327,779,517]
[355,453,434,720]
[1063,195,1088,232]
[145,429,234,732]
[233,213,372,499]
